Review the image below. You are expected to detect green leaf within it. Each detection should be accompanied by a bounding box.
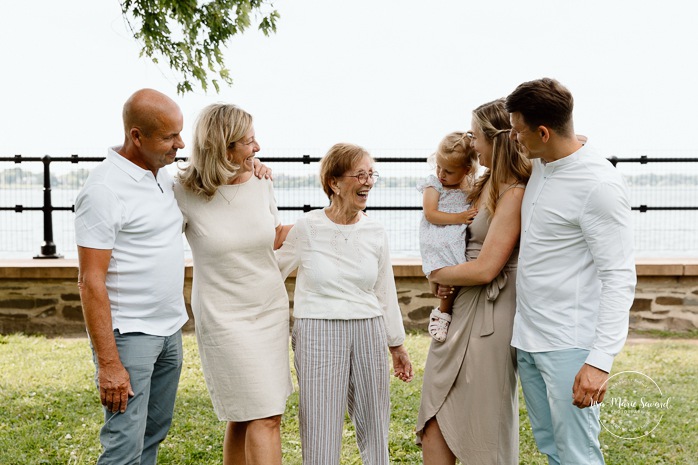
[119,0,280,94]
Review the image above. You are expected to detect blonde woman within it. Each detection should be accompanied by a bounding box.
[416,99,531,464]
[174,104,291,465]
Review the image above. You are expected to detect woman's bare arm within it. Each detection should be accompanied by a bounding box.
[429,185,524,286]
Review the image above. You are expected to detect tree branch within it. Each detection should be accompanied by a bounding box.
[119,0,279,94]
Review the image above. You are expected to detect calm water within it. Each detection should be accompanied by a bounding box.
[1,186,696,260]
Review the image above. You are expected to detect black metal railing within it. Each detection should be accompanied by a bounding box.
[253,155,428,213]
[608,156,698,212]
[1,155,102,258]
[1,154,698,258]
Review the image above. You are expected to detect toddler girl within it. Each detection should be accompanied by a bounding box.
[417,132,479,342]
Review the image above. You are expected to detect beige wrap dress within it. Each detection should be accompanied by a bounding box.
[416,196,520,465]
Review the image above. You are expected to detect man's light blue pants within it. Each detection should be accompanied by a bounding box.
[517,348,605,465]
[92,330,183,465]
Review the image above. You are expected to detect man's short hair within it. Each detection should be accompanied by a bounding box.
[505,78,574,134]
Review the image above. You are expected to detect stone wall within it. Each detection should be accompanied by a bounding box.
[1,259,697,336]
[0,261,197,336]
[0,276,85,336]
[631,276,698,331]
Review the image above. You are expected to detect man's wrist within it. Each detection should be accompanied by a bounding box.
[585,350,614,373]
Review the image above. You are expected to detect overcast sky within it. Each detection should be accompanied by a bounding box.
[1,0,697,161]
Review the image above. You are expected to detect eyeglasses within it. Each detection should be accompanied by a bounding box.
[339,171,380,185]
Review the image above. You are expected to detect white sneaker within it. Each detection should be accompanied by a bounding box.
[428,308,452,342]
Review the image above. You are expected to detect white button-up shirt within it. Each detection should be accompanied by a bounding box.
[512,143,636,373]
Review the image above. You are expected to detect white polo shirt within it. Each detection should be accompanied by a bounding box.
[512,143,636,373]
[75,148,188,336]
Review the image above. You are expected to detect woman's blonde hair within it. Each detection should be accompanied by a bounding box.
[431,131,479,185]
[319,143,373,201]
[468,99,531,217]
[177,103,253,199]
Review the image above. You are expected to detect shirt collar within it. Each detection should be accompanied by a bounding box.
[107,146,152,182]
[542,140,590,168]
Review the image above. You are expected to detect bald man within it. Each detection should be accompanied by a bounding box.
[75,88,189,464]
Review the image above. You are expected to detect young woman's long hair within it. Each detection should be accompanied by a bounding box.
[468,99,531,218]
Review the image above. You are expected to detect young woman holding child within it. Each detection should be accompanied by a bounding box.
[416,99,531,465]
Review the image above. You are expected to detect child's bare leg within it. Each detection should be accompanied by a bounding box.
[429,288,458,342]
[438,288,457,315]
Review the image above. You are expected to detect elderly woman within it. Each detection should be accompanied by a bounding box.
[276,143,414,465]
[174,104,292,465]
[416,99,531,464]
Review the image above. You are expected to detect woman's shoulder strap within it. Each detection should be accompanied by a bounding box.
[498,181,526,199]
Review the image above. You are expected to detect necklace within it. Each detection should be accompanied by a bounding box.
[333,222,356,243]
[217,185,241,205]
[325,209,360,243]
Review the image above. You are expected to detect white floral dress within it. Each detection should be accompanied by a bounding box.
[417,174,470,275]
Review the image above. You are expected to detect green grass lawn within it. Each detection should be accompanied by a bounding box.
[1,333,696,464]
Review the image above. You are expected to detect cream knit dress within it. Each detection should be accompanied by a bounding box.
[174,176,292,421]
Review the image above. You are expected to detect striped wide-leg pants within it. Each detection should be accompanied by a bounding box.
[291,317,390,465]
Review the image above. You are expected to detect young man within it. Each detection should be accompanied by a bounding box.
[506,78,636,464]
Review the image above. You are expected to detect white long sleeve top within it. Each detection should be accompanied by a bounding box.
[511,143,636,373]
[276,209,406,347]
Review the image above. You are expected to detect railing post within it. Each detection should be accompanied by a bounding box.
[34,155,62,259]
